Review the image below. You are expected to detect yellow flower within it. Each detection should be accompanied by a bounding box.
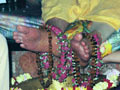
[16,75,24,83]
[67,87,73,90]
[11,78,15,85]
[93,82,108,90]
[24,73,32,80]
[79,87,87,90]
[100,41,112,57]
[10,87,22,90]
[109,75,118,81]
[13,73,32,84]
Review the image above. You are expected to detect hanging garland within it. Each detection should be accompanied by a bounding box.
[35,20,104,88]
[10,20,120,90]
[36,26,53,88]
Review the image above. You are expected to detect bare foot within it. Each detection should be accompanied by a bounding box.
[70,31,102,66]
[70,33,90,65]
[13,25,42,51]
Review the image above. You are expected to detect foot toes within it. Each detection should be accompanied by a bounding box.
[17,25,29,34]
[20,44,25,48]
[73,33,83,41]
[15,40,21,43]
[71,40,79,48]
[85,49,89,53]
[81,41,86,46]
[84,46,88,49]
[84,54,89,59]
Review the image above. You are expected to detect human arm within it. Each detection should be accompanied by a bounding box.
[102,51,120,64]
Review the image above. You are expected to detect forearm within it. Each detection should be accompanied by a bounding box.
[102,51,120,63]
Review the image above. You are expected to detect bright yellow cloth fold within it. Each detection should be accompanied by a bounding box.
[42,0,120,30]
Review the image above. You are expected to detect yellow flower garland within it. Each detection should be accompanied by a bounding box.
[10,70,119,90]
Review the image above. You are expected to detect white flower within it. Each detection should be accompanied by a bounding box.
[104,69,120,82]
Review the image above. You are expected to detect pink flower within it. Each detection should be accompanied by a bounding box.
[61,55,65,58]
[63,47,68,50]
[57,64,62,68]
[96,69,100,75]
[61,59,65,64]
[61,73,67,79]
[52,26,61,35]
[59,78,63,82]
[72,78,75,83]
[60,56,66,64]
[43,56,47,60]
[88,77,91,81]
[58,70,61,74]
[81,82,88,86]
[96,62,102,67]
[97,52,101,59]
[59,42,64,45]
[52,72,56,79]
[62,66,67,70]
[62,35,67,39]
[67,54,72,57]
[43,62,49,69]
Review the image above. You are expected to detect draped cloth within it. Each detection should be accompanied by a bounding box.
[42,0,120,30]
[0,14,44,39]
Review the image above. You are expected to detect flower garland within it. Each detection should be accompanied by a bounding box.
[11,73,32,86]
[10,73,32,90]
[93,69,120,90]
[10,69,120,90]
[36,26,53,88]
[71,32,102,87]
[37,23,73,85]
[35,20,120,89]
[10,20,120,90]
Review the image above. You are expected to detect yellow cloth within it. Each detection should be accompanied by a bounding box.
[42,0,120,30]
[41,0,120,89]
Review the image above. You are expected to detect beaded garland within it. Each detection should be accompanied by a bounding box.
[36,23,73,88]
[72,32,102,87]
[64,20,103,86]
[10,20,120,89]
[36,20,103,88]
[36,26,53,88]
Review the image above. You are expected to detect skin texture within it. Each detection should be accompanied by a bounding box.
[13,18,119,66]
[13,18,90,66]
